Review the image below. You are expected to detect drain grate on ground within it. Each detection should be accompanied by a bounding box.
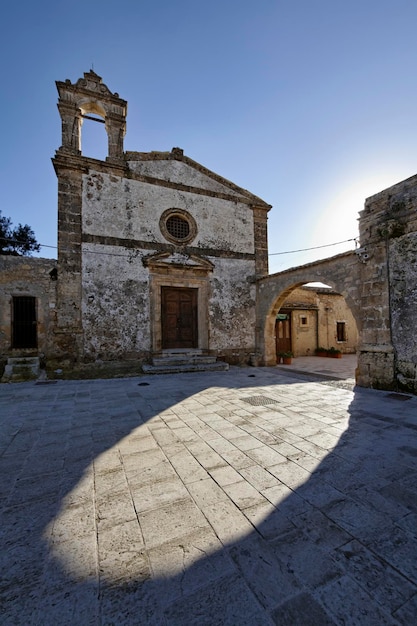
[241,395,280,406]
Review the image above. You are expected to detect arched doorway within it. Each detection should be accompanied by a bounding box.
[256,251,362,370]
[273,284,358,375]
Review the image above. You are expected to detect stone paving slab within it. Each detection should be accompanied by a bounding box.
[1,367,417,624]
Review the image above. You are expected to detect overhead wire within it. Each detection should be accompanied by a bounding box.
[268,237,357,256]
[0,235,358,258]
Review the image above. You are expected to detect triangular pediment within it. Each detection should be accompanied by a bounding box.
[126,150,271,208]
[143,251,214,272]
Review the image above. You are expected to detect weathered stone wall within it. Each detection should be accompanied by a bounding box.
[82,168,256,253]
[358,174,417,392]
[53,156,84,363]
[82,243,152,361]
[79,161,258,365]
[0,256,57,366]
[207,257,256,360]
[389,232,417,391]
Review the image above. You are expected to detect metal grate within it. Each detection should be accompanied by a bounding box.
[166,215,190,240]
[241,396,280,406]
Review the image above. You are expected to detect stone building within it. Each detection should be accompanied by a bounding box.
[49,71,270,375]
[276,286,358,358]
[0,256,57,380]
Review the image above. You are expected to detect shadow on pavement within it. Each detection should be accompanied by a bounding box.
[1,370,416,624]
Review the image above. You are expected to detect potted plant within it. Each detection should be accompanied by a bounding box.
[315,347,327,358]
[328,347,342,358]
[278,351,293,364]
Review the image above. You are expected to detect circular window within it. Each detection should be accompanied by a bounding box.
[160,209,197,244]
[166,215,190,240]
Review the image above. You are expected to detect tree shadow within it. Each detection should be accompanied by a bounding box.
[1,370,417,625]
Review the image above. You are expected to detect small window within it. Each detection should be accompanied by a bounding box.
[337,322,346,342]
[159,208,197,244]
[300,315,308,327]
[166,215,190,240]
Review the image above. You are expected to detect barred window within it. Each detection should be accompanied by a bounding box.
[166,215,190,240]
[160,209,197,244]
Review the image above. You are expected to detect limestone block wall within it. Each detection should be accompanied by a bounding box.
[0,256,57,364]
[389,232,417,391]
[358,173,417,392]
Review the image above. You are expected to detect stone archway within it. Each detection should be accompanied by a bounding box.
[256,251,361,367]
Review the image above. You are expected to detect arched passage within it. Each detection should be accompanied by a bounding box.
[256,251,362,366]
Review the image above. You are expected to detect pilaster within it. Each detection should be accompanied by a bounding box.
[253,206,269,278]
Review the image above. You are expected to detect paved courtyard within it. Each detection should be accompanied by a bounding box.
[1,364,417,625]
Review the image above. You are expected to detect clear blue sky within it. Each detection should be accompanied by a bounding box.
[1,0,417,272]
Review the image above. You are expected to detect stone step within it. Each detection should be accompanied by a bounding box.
[162,349,203,355]
[2,357,41,383]
[142,360,229,375]
[152,355,218,367]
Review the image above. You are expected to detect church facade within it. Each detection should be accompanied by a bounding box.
[50,71,270,374]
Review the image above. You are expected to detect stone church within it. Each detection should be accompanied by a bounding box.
[6,71,270,377]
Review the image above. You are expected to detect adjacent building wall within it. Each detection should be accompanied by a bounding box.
[316,291,358,354]
[0,256,57,369]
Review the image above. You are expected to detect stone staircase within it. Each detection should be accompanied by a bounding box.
[1,357,41,383]
[142,350,229,375]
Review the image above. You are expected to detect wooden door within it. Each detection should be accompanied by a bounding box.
[161,287,198,349]
[275,312,291,359]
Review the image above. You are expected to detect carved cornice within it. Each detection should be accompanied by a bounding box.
[56,71,127,108]
[143,251,214,273]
